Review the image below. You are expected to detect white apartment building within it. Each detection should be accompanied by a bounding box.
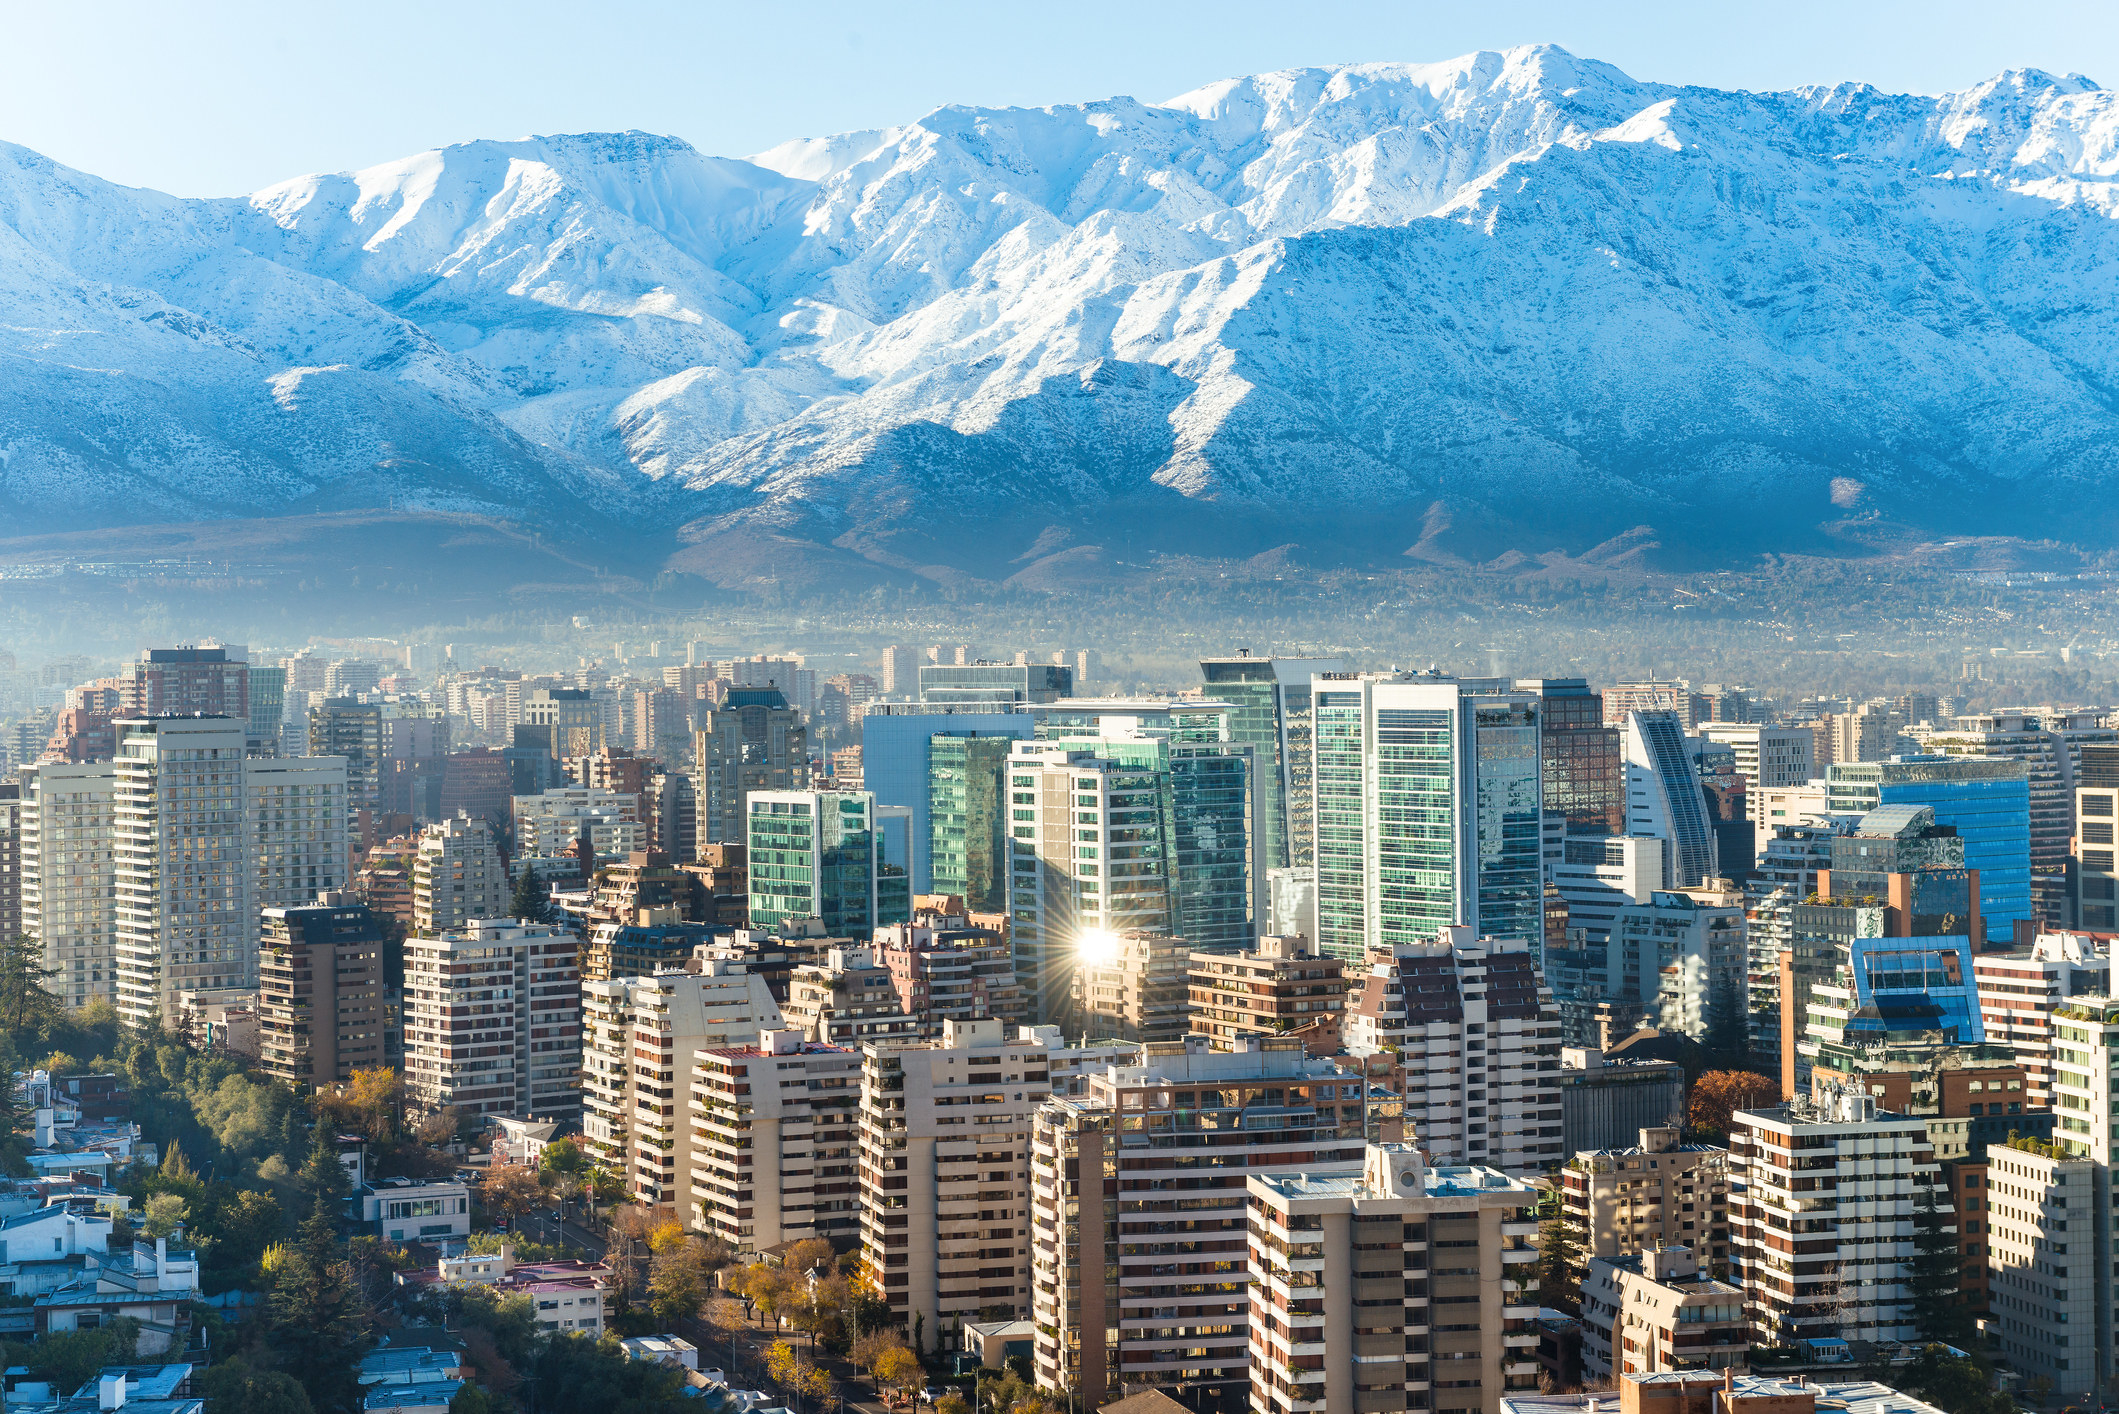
[1246,1143,1541,1414]
[581,957,782,1210]
[1344,926,1565,1171]
[21,761,117,1010]
[1699,723,1816,830]
[858,1017,1057,1348]
[246,753,350,913]
[782,945,921,1046]
[513,788,642,858]
[1606,884,1748,1042]
[1975,933,2111,1107]
[113,717,253,1025]
[403,918,581,1125]
[1548,834,1664,947]
[1984,1136,2097,1389]
[1559,1126,1732,1264]
[1579,1242,1746,1381]
[414,815,508,937]
[692,1029,859,1253]
[1728,1088,1947,1346]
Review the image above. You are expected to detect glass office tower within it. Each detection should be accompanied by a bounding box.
[1311,676,1543,962]
[747,789,906,935]
[1827,756,2031,943]
[1197,655,1348,871]
[928,734,1015,911]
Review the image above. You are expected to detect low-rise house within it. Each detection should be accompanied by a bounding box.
[357,1345,466,1387]
[1,1363,201,1414]
[0,1204,116,1296]
[357,1178,472,1246]
[363,1382,464,1414]
[33,1238,198,1355]
[396,1245,611,1337]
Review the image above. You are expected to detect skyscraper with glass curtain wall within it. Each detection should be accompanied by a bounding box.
[1311,676,1543,962]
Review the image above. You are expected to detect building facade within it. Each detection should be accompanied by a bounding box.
[402,918,581,1124]
[257,894,388,1090]
[692,1029,859,1252]
[412,815,508,937]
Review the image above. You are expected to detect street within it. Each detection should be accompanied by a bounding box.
[516,1209,608,1261]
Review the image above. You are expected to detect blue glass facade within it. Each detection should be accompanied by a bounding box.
[1828,759,2031,943]
[860,708,1031,892]
[1841,934,1984,1044]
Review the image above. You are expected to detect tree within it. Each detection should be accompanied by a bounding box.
[1892,1344,2016,1414]
[1686,1070,1780,1138]
[1703,971,1752,1069]
[482,1164,547,1222]
[511,865,544,922]
[873,1345,923,1400]
[140,1192,189,1240]
[0,932,61,1036]
[343,1068,405,1144]
[936,1397,971,1414]
[24,1319,139,1392]
[448,1387,496,1414]
[849,1329,909,1376]
[1535,1212,1584,1315]
[1909,1186,1971,1347]
[768,1340,834,1412]
[296,1125,352,1259]
[648,1235,716,1326]
[199,1358,317,1414]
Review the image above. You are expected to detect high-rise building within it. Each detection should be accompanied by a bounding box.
[926,733,1014,911]
[512,787,643,860]
[1187,933,1347,1053]
[746,790,907,935]
[20,761,118,1010]
[310,698,383,812]
[112,717,252,1026]
[403,918,581,1125]
[1973,932,2110,1106]
[1245,1142,1542,1414]
[257,893,388,1090]
[1602,679,1706,729]
[694,687,807,846]
[643,768,696,863]
[1519,678,1625,836]
[1343,926,1564,1170]
[872,914,1026,1031]
[1622,711,1717,889]
[246,664,286,757]
[1199,653,1347,870]
[523,688,602,760]
[860,705,1032,894]
[1559,1125,1730,1263]
[412,815,508,937]
[1727,1088,1947,1345]
[917,662,1072,706]
[1579,1243,1746,1381]
[693,1029,860,1252]
[582,960,783,1210]
[1028,1039,1389,1409]
[1311,675,1543,962]
[858,1018,1056,1343]
[880,645,920,697]
[1071,930,1191,1043]
[1004,731,1256,1024]
[1558,1051,1687,1156]
[1826,756,2030,943]
[0,785,18,957]
[246,754,351,914]
[780,944,921,1046]
[1604,883,1747,1043]
[128,645,250,719]
[1923,710,2116,928]
[1984,1135,2096,1390]
[1698,722,1815,833]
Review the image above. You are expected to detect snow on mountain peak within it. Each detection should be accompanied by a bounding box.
[3,47,2119,583]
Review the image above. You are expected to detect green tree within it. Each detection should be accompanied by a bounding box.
[296,1126,351,1259]
[140,1192,189,1240]
[199,1358,317,1414]
[1891,1343,2015,1414]
[1909,1186,1971,1347]
[448,1387,496,1414]
[0,933,61,1037]
[648,1236,714,1326]
[1535,1212,1584,1315]
[511,865,544,921]
[533,1331,692,1414]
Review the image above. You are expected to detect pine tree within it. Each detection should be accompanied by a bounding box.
[297,1126,351,1262]
[1909,1183,1970,1347]
[0,933,60,1037]
[1536,1212,1584,1315]
[510,865,543,923]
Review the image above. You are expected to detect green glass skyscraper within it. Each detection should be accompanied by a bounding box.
[747,789,908,934]
[1199,654,1348,871]
[1312,676,1544,962]
[928,734,1014,911]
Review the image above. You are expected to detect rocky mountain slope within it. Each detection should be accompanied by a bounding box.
[4,46,2119,587]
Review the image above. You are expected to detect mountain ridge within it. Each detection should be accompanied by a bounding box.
[5,44,2119,591]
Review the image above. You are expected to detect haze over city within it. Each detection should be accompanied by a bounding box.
[2,8,2118,1414]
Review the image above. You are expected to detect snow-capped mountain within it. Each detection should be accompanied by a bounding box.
[6,46,2119,585]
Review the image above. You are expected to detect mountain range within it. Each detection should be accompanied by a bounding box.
[5,45,2119,592]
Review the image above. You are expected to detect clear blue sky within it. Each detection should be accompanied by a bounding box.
[4,0,2116,197]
